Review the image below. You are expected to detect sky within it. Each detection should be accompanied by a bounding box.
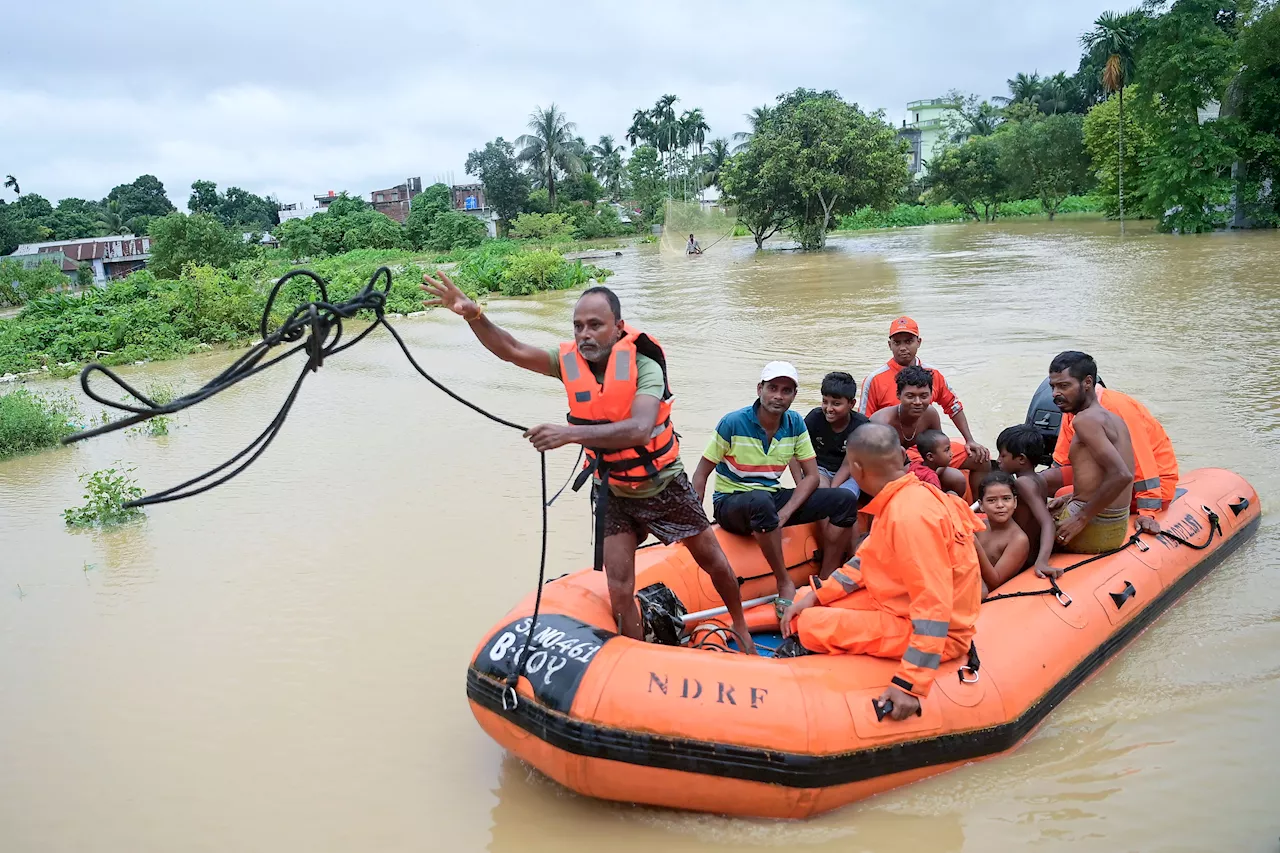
[2,0,1121,211]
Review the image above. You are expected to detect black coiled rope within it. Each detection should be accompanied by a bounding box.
[62,266,549,707]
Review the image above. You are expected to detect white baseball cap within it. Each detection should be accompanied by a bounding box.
[759,361,799,384]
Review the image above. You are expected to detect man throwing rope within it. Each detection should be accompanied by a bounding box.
[423,272,755,653]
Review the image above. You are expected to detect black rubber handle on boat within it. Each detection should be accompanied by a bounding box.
[1109,581,1137,609]
[873,698,922,722]
[1230,497,1249,516]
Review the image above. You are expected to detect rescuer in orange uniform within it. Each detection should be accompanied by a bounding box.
[858,317,989,464]
[777,423,983,720]
[1047,383,1178,535]
[422,272,755,652]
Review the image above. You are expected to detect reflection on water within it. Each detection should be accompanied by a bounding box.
[2,220,1279,852]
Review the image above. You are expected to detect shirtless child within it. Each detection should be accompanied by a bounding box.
[975,470,1029,594]
[1047,351,1136,553]
[996,424,1060,579]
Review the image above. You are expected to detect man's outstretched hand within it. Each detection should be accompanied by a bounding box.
[422,271,479,318]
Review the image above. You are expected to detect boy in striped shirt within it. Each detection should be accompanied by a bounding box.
[693,362,860,616]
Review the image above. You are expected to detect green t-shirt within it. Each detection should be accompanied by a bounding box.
[546,347,683,498]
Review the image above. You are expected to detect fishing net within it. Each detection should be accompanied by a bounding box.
[659,199,738,256]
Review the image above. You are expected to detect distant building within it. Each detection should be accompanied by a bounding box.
[7,236,151,284]
[370,177,422,224]
[897,98,961,177]
[278,201,323,222]
[451,183,498,238]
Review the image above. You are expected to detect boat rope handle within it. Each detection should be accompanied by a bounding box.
[60,265,554,708]
[983,508,1222,606]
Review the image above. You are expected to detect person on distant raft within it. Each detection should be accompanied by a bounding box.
[686,234,702,255]
[995,424,1059,580]
[870,366,968,495]
[693,362,860,621]
[421,272,755,653]
[859,316,990,473]
[974,470,1030,595]
[1043,378,1178,535]
[1046,351,1135,553]
[774,424,984,722]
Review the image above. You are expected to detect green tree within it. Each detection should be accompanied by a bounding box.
[720,142,793,249]
[105,175,175,221]
[1000,113,1092,218]
[1083,87,1153,218]
[465,138,530,236]
[625,144,666,223]
[1232,4,1280,226]
[76,262,94,287]
[559,171,604,204]
[702,138,732,191]
[426,211,487,251]
[404,183,452,249]
[148,212,248,277]
[50,198,100,239]
[516,104,582,209]
[926,136,1012,221]
[96,199,129,235]
[188,179,220,215]
[1081,10,1141,233]
[589,135,627,200]
[276,218,322,260]
[510,212,574,240]
[342,211,407,251]
[1134,0,1242,232]
[766,89,909,248]
[3,175,18,195]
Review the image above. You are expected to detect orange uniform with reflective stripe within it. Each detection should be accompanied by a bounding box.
[794,473,983,697]
[858,358,964,419]
[559,325,680,490]
[1053,387,1178,517]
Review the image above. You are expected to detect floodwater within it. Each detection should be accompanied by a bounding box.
[2,219,1279,852]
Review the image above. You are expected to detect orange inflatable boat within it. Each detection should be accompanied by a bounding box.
[467,468,1259,818]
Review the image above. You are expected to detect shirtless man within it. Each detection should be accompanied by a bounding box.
[871,366,967,494]
[974,470,1029,594]
[1047,351,1136,553]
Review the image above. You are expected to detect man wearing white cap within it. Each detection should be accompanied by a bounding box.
[693,362,860,618]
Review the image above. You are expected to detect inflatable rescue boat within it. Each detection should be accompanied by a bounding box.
[467,468,1258,818]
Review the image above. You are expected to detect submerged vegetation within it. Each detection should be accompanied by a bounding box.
[0,388,77,459]
[62,465,146,527]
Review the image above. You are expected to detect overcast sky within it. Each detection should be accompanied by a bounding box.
[3,0,1120,211]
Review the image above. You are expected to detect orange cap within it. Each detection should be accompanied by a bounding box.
[889,316,920,338]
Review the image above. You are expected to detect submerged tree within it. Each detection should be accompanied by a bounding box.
[1081,10,1140,233]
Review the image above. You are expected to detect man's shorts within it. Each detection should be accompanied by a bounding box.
[817,466,861,497]
[602,473,711,545]
[1055,501,1130,553]
[713,487,859,536]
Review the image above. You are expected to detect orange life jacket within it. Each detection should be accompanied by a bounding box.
[558,325,680,489]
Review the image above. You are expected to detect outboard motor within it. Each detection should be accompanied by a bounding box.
[1025,375,1104,467]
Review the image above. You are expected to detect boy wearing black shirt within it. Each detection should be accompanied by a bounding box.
[792,372,869,496]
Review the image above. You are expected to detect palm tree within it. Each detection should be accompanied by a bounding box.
[732,105,772,153]
[679,109,709,200]
[1082,11,1139,234]
[516,103,582,209]
[590,136,626,199]
[3,174,18,195]
[576,136,598,182]
[626,109,653,148]
[702,138,731,191]
[997,72,1043,108]
[1039,72,1078,115]
[96,199,128,235]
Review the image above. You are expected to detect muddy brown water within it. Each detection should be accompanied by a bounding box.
[2,220,1279,851]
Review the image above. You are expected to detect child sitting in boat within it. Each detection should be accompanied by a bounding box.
[914,429,969,496]
[974,470,1029,595]
[996,424,1059,581]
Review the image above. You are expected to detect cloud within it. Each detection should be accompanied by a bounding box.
[1,0,1119,209]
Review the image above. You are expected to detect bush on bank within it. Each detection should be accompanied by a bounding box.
[837,195,1102,231]
[0,245,614,375]
[0,388,78,459]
